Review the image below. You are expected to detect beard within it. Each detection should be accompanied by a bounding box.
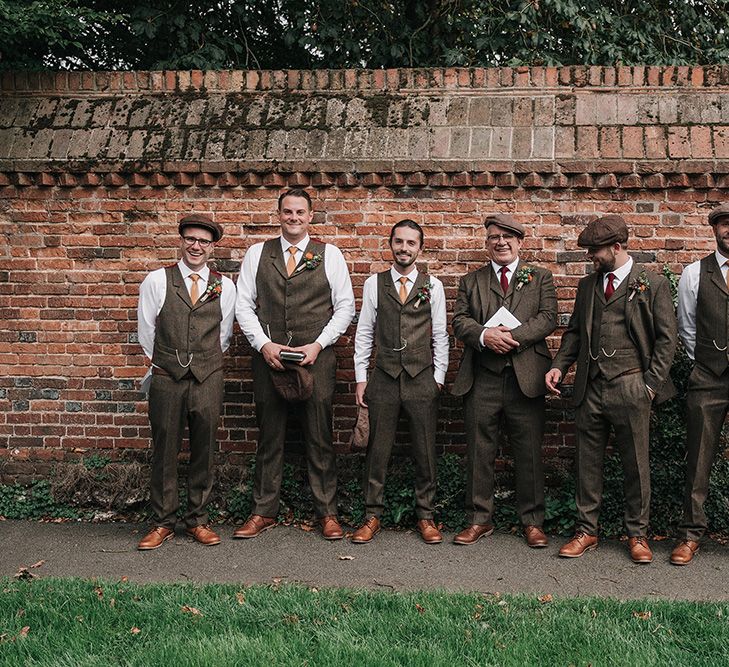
[394,252,416,269]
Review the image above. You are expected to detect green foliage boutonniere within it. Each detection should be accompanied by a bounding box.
[198,277,223,304]
[628,271,650,302]
[514,266,536,291]
[296,251,323,272]
[413,281,432,309]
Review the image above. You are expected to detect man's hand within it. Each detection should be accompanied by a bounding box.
[355,381,368,408]
[261,341,288,371]
[290,342,322,366]
[481,326,520,354]
[545,369,562,395]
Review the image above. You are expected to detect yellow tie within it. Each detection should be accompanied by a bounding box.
[190,273,200,305]
[399,276,408,303]
[287,246,298,276]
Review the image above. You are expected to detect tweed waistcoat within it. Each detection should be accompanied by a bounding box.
[152,265,224,382]
[374,271,433,379]
[476,272,516,373]
[694,254,729,375]
[589,276,642,380]
[255,238,332,346]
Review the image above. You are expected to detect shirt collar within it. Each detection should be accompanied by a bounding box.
[491,257,519,276]
[178,260,210,281]
[715,250,729,268]
[281,235,309,253]
[605,257,633,284]
[391,266,419,285]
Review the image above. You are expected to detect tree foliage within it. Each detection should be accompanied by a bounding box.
[3,0,729,71]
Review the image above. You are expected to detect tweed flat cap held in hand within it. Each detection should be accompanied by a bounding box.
[484,213,525,238]
[178,214,224,242]
[577,214,629,248]
[708,203,729,226]
[270,363,314,402]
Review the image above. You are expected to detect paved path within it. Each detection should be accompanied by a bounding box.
[3,520,727,601]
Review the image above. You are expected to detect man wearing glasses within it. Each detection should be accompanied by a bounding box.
[137,215,235,549]
[452,214,557,548]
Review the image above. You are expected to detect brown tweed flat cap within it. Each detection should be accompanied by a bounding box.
[178,214,223,242]
[270,363,314,402]
[577,214,629,248]
[708,203,729,225]
[484,213,525,238]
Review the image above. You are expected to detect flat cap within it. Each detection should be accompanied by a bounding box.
[577,214,629,248]
[708,203,729,225]
[484,213,525,238]
[270,363,314,402]
[178,214,223,242]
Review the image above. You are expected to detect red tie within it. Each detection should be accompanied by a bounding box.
[605,273,616,300]
[499,266,509,294]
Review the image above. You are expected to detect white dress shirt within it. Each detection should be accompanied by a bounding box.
[354,267,449,385]
[601,256,633,294]
[137,260,236,360]
[235,235,355,352]
[678,250,729,360]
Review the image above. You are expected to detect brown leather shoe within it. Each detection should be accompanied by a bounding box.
[627,536,653,564]
[453,523,494,545]
[670,539,700,566]
[186,524,221,546]
[524,525,549,548]
[559,531,598,558]
[351,516,381,544]
[232,514,276,539]
[417,519,443,544]
[319,515,344,540]
[137,526,174,551]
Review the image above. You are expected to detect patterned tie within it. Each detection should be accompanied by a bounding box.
[190,273,200,305]
[499,266,509,294]
[399,276,408,303]
[286,246,298,276]
[605,272,616,300]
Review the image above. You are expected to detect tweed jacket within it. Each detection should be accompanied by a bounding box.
[452,260,557,398]
[552,262,678,406]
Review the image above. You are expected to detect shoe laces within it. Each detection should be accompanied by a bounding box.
[632,537,648,547]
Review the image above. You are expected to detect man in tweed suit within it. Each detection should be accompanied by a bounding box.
[546,215,677,564]
[672,203,729,565]
[452,214,557,548]
[234,189,355,541]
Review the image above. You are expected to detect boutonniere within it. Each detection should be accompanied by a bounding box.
[413,281,433,309]
[296,251,323,272]
[514,266,536,291]
[197,276,223,303]
[628,271,650,301]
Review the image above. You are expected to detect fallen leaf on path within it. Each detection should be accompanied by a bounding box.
[538,594,553,604]
[338,555,355,560]
[120,576,129,583]
[130,627,141,635]
[633,611,652,620]
[300,524,314,532]
[30,560,45,569]
[181,605,202,616]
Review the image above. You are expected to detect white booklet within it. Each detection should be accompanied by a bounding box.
[484,306,522,329]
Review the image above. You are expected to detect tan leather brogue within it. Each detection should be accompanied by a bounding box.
[186,524,221,546]
[351,516,381,544]
[524,525,549,548]
[232,514,276,539]
[558,531,598,558]
[416,519,443,544]
[453,523,494,545]
[137,526,174,551]
[670,540,700,566]
[320,515,344,540]
[628,536,653,564]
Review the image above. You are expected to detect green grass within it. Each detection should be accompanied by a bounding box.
[1,578,728,666]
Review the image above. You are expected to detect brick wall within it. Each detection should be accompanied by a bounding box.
[0,66,728,482]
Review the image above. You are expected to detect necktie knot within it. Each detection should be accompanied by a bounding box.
[286,246,298,276]
[398,276,408,303]
[499,266,509,294]
[190,273,200,305]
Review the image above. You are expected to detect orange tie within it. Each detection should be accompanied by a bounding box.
[286,246,298,276]
[190,273,200,305]
[399,276,408,303]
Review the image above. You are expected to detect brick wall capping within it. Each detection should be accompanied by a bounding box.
[4,66,729,94]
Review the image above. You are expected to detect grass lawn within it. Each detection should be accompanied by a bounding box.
[1,578,728,666]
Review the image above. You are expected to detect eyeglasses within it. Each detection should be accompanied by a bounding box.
[486,233,516,242]
[182,236,213,248]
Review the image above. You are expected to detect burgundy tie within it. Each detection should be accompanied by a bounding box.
[499,266,509,294]
[605,273,616,300]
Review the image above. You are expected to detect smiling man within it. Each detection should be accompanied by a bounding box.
[546,215,677,564]
[672,203,729,565]
[452,214,557,549]
[351,220,449,544]
[137,215,235,550]
[235,189,355,541]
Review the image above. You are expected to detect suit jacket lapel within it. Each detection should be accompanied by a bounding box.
[489,263,504,300]
[624,263,640,330]
[707,254,729,295]
[584,272,598,350]
[475,266,491,323]
[508,260,524,311]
